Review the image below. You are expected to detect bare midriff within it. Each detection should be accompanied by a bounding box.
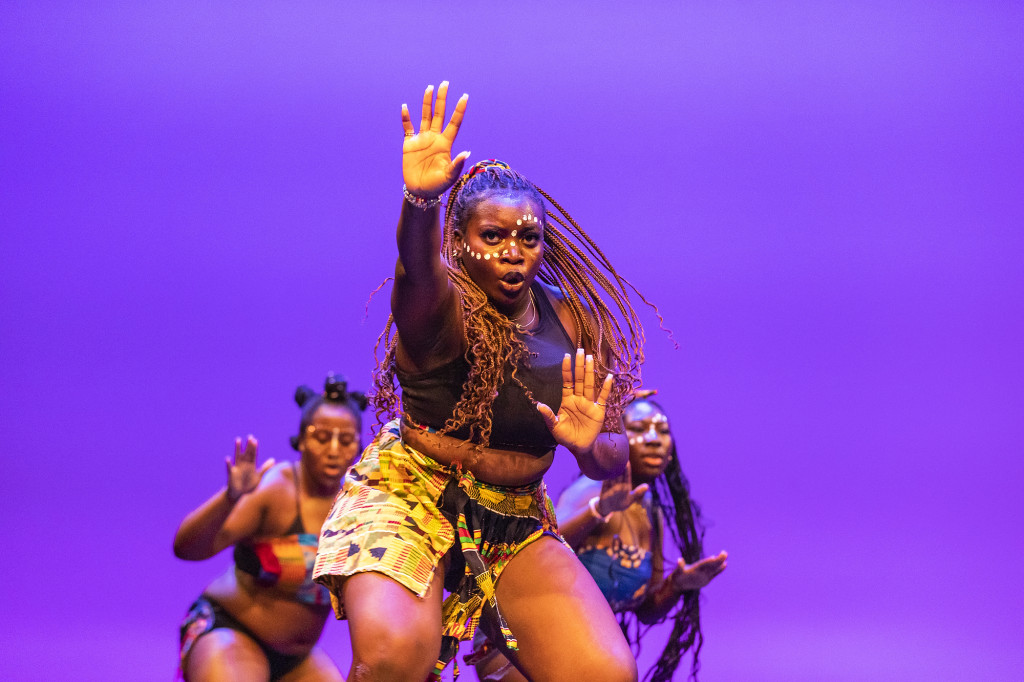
[202,569,330,656]
[400,418,554,487]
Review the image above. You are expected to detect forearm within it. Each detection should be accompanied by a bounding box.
[173,489,237,561]
[572,431,628,480]
[556,503,608,549]
[635,576,689,625]
[395,199,445,282]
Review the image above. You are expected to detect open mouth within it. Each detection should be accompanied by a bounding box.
[501,271,525,284]
[640,454,666,467]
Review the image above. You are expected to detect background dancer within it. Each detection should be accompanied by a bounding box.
[471,391,726,682]
[174,375,366,681]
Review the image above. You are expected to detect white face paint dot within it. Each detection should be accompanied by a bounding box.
[511,230,517,237]
[484,254,490,260]
[516,219,522,226]
[476,253,481,259]
[510,241,516,247]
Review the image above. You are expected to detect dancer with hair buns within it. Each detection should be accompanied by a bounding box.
[312,81,649,681]
[174,374,367,681]
[470,391,726,682]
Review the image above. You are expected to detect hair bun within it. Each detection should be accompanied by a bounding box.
[349,390,369,412]
[323,372,349,402]
[294,385,318,407]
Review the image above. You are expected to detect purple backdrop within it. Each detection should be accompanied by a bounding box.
[2,2,1022,680]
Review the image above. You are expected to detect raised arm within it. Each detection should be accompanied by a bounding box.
[392,82,471,365]
[172,435,274,561]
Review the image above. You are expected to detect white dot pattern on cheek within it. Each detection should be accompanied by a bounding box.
[484,254,490,260]
[516,219,522,225]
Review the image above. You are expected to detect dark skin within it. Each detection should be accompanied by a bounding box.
[173,404,358,682]
[341,82,636,682]
[476,400,728,682]
[558,400,727,623]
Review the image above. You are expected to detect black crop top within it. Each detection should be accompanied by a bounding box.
[397,282,575,454]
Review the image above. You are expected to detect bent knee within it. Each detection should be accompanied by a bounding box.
[185,628,268,681]
[349,619,439,680]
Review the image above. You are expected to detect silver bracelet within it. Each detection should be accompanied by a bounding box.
[588,495,613,523]
[403,184,442,210]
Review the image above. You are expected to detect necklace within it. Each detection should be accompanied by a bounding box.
[510,291,537,330]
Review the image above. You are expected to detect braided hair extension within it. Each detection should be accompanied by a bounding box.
[290,373,369,450]
[629,397,707,682]
[372,160,648,444]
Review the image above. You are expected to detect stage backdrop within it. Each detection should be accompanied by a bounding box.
[2,2,1021,680]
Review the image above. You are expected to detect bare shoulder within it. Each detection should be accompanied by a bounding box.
[250,460,297,506]
[537,281,581,342]
[537,281,602,349]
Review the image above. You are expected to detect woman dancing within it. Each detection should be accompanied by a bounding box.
[174,374,367,681]
[313,82,647,681]
[471,392,727,682]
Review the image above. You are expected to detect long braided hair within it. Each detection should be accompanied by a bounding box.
[626,396,707,682]
[372,160,648,444]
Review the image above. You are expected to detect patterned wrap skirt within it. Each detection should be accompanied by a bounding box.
[312,419,563,678]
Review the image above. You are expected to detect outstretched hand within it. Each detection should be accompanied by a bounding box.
[225,435,275,503]
[670,551,728,592]
[537,349,614,457]
[595,461,649,517]
[401,81,471,199]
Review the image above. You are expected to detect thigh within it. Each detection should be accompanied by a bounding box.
[486,537,637,682]
[279,645,344,682]
[342,568,445,681]
[185,627,270,682]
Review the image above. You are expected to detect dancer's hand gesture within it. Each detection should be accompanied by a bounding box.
[594,462,649,517]
[670,551,728,592]
[401,81,471,200]
[538,349,614,457]
[225,435,275,503]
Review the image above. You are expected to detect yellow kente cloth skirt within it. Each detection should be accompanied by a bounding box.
[312,419,562,677]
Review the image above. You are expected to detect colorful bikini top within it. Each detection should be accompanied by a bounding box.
[233,463,331,606]
[577,535,653,613]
